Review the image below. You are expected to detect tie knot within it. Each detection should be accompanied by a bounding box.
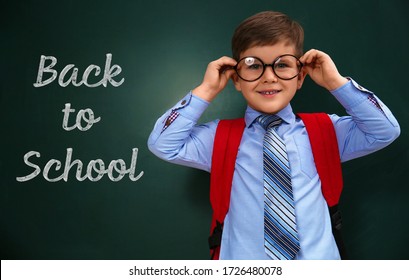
[257,115,282,130]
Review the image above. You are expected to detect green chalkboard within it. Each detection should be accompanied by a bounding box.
[1,0,408,260]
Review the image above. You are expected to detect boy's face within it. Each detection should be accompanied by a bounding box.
[233,42,306,114]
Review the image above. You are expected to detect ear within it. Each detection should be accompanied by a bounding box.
[232,73,242,92]
[297,69,308,90]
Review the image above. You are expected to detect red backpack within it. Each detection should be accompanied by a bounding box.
[208,113,346,260]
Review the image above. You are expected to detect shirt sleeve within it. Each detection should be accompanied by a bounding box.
[147,91,218,172]
[329,78,400,162]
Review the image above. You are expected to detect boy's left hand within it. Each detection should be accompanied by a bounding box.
[300,49,348,91]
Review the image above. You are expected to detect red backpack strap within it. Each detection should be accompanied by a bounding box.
[298,113,347,259]
[297,113,343,207]
[208,118,245,260]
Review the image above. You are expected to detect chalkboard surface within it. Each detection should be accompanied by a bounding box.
[2,0,408,260]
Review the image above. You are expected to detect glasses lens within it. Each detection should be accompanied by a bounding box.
[236,57,264,82]
[236,55,302,81]
[273,55,302,80]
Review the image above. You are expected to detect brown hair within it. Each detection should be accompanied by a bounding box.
[231,11,304,60]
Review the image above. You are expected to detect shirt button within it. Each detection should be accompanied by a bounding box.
[181,100,187,105]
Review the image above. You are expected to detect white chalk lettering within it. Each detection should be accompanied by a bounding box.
[33,53,124,88]
[16,151,41,182]
[16,148,144,182]
[33,55,58,87]
[59,64,84,87]
[43,159,64,182]
[62,103,101,131]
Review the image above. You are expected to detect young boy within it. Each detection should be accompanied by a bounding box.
[147,11,400,260]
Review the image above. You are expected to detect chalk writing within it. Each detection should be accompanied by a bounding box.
[16,148,144,182]
[16,53,144,183]
[62,103,101,131]
[33,53,124,88]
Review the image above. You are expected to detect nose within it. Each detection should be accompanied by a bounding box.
[261,65,278,83]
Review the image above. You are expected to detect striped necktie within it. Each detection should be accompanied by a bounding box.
[257,115,300,260]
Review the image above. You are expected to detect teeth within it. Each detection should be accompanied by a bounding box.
[261,91,278,95]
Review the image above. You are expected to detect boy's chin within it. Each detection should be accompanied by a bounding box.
[250,105,285,115]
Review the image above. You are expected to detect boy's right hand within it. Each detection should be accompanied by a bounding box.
[192,56,237,102]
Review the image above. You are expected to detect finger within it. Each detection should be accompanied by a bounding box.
[218,56,238,65]
[223,68,236,80]
[220,64,235,74]
[300,67,310,77]
[303,51,318,65]
[213,56,237,71]
[300,49,323,65]
[299,49,314,64]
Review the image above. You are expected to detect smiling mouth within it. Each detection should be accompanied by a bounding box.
[257,90,281,95]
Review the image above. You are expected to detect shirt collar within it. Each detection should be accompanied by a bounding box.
[244,104,295,128]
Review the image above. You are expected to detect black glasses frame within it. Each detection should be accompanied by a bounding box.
[234,54,303,82]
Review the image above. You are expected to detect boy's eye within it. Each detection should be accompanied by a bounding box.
[247,63,263,70]
[274,57,298,70]
[275,62,289,69]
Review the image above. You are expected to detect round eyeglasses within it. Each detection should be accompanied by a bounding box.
[234,54,303,82]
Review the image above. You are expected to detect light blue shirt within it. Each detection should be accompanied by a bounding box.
[148,79,400,260]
